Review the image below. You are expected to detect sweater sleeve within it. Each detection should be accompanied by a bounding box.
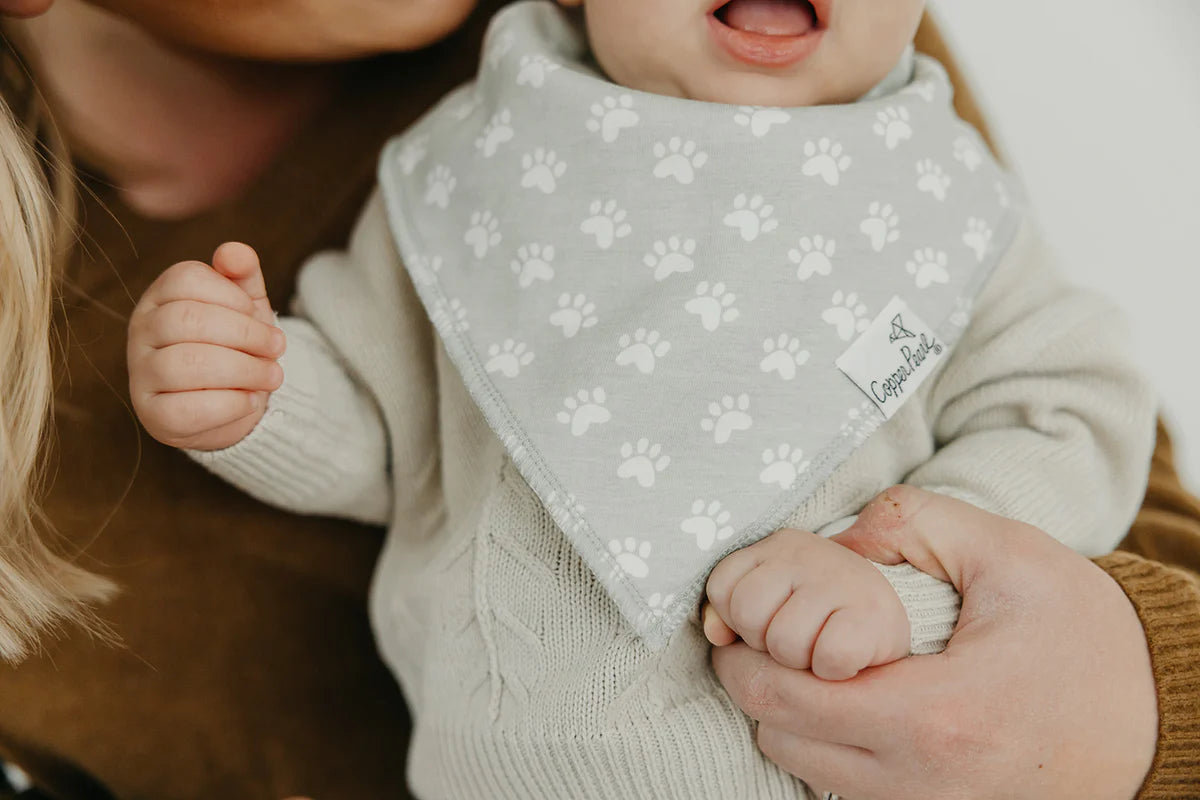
[907,221,1158,556]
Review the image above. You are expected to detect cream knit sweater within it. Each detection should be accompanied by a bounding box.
[194,193,1155,799]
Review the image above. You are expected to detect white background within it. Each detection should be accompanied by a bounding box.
[931,1,1200,488]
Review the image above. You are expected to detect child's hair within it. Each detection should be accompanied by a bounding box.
[0,49,116,662]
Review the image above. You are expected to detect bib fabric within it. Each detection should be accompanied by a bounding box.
[378,0,1022,648]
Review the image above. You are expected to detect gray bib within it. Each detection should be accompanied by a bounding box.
[378,0,1021,647]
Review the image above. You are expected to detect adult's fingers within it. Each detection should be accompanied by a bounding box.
[139,343,283,393]
[710,642,895,749]
[212,242,275,325]
[832,485,1010,591]
[138,300,285,357]
[138,260,258,317]
[755,725,881,800]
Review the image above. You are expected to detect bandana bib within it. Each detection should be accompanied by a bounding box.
[378,0,1022,647]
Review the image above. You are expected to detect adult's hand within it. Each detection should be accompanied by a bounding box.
[712,485,1158,800]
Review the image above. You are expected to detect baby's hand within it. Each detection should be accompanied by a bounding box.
[128,242,285,451]
[704,528,909,681]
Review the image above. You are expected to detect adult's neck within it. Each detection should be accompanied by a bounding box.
[8,0,342,219]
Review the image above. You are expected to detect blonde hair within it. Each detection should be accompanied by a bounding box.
[0,49,115,662]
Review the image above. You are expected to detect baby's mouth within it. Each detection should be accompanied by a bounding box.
[713,0,818,37]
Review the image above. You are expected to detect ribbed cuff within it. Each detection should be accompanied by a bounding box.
[873,562,960,655]
[1097,552,1200,799]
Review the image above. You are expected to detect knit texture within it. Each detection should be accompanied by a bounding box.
[193,195,1156,798]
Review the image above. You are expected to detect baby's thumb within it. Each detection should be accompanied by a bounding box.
[832,485,1003,593]
[212,241,275,324]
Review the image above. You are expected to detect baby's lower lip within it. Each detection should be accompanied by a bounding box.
[707,5,824,69]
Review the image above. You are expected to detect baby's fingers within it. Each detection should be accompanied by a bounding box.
[140,343,283,393]
[139,300,285,358]
[139,260,258,317]
[139,389,263,446]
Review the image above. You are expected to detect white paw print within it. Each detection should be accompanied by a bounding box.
[701,394,753,445]
[396,135,428,175]
[608,537,653,578]
[449,91,482,122]
[872,106,913,150]
[801,138,852,186]
[901,79,937,102]
[759,334,811,381]
[510,243,556,288]
[641,592,676,623]
[723,193,778,242]
[410,253,443,284]
[474,108,515,158]
[963,217,993,262]
[841,401,884,444]
[733,106,791,138]
[652,137,708,185]
[423,165,457,209]
[484,339,534,378]
[464,211,502,258]
[516,54,560,88]
[788,235,836,281]
[434,297,469,334]
[549,293,598,338]
[520,148,567,194]
[556,388,611,436]
[580,199,632,250]
[759,444,811,490]
[682,499,734,552]
[616,440,671,489]
[643,237,696,282]
[949,296,974,328]
[859,202,901,252]
[548,489,588,534]
[906,247,950,289]
[615,328,670,374]
[952,136,983,172]
[685,281,740,332]
[916,159,952,201]
[586,95,640,143]
[822,291,871,341]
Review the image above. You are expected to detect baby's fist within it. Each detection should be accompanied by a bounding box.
[704,528,910,681]
[128,243,285,451]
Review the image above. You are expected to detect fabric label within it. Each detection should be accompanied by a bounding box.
[836,296,948,420]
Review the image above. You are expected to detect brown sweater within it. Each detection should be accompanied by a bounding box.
[0,7,1195,799]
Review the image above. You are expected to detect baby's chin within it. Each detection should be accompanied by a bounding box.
[667,69,868,109]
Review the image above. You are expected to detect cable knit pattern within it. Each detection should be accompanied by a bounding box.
[191,195,1155,799]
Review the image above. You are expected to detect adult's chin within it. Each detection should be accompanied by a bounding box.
[80,0,481,61]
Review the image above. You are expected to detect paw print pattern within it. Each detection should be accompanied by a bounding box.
[906,248,950,289]
[733,106,791,138]
[586,95,639,143]
[515,54,560,88]
[802,138,852,186]
[916,159,951,201]
[641,592,676,623]
[617,440,671,489]
[949,296,975,328]
[485,29,515,70]
[701,394,753,445]
[759,445,811,490]
[464,211,502,258]
[682,500,734,551]
[963,218,993,261]
[580,199,632,249]
[822,291,871,341]
[872,106,913,150]
[549,293,598,338]
[433,297,469,334]
[615,328,670,374]
[474,109,514,158]
[841,401,884,444]
[556,388,611,436]
[860,202,900,252]
[953,136,983,172]
[652,138,708,185]
[643,237,697,282]
[484,339,534,378]
[423,165,457,209]
[510,243,556,288]
[520,148,567,194]
[759,335,810,381]
[788,235,836,281]
[723,194,778,242]
[685,282,740,332]
[396,135,428,175]
[608,537,653,578]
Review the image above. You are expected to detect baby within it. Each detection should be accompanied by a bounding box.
[127,0,1154,797]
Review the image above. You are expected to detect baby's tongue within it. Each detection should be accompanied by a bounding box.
[720,0,815,36]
